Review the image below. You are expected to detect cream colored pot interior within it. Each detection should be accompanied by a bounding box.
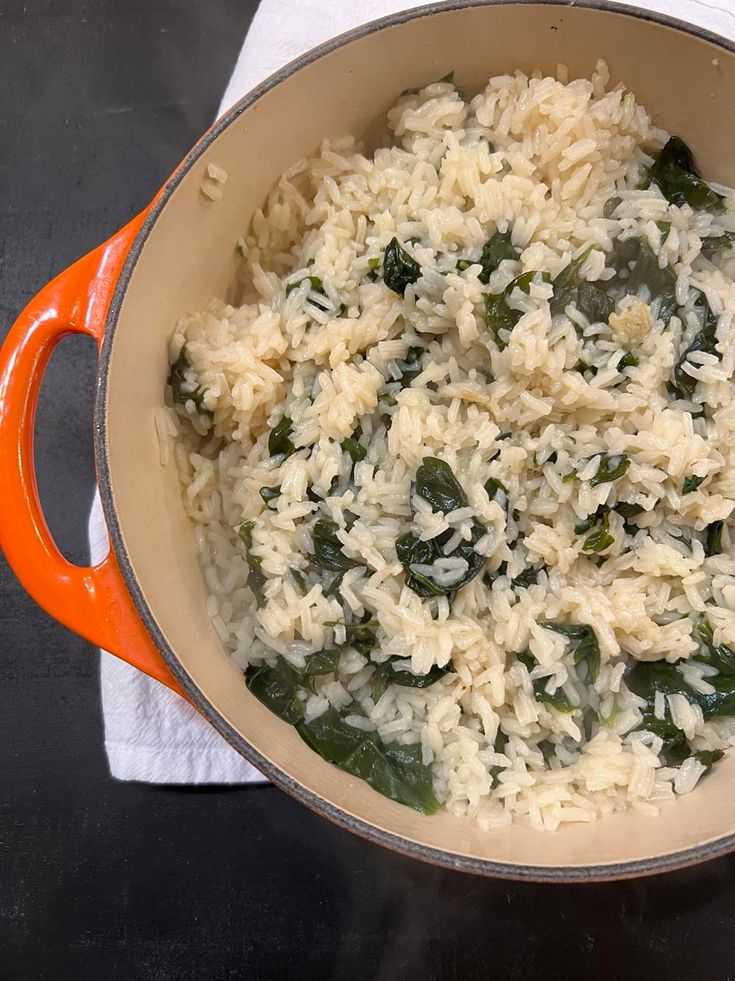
[103,2,735,874]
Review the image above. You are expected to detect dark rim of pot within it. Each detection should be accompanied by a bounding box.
[94,0,735,882]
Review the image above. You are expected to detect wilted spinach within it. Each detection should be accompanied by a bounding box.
[575,359,598,378]
[647,136,723,212]
[268,416,296,458]
[246,660,305,724]
[603,195,623,218]
[396,523,486,597]
[550,245,612,322]
[618,351,640,370]
[324,616,379,656]
[693,618,735,677]
[341,430,367,464]
[311,519,363,573]
[672,290,720,401]
[517,649,576,713]
[415,457,469,512]
[575,282,615,324]
[303,648,341,679]
[626,657,735,721]
[625,240,678,322]
[372,659,451,702]
[512,566,543,589]
[615,501,646,537]
[682,474,705,495]
[582,512,614,554]
[705,521,724,557]
[575,506,614,553]
[701,231,735,255]
[609,238,677,323]
[574,505,609,535]
[383,237,421,296]
[478,230,518,284]
[238,521,268,607]
[245,664,439,814]
[397,458,488,597]
[259,486,281,509]
[396,346,425,388]
[168,346,213,422]
[297,708,439,814]
[286,274,327,299]
[616,502,645,521]
[484,476,510,510]
[485,271,547,349]
[540,622,601,681]
[366,256,382,281]
[590,453,631,487]
[657,220,672,242]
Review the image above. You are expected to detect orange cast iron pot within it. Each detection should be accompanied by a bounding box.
[3,1,735,881]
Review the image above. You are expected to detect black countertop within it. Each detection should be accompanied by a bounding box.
[2,2,735,978]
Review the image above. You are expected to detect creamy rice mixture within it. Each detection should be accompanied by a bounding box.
[164,63,735,831]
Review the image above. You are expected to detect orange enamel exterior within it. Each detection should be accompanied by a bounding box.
[0,213,183,696]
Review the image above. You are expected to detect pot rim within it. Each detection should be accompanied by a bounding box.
[94,0,735,882]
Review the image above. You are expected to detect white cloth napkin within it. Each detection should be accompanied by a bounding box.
[93,0,733,783]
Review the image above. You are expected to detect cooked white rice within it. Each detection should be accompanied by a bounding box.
[167,63,735,832]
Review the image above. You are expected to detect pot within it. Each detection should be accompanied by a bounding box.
[3,0,735,881]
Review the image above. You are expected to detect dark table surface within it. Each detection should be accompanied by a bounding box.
[2,2,735,978]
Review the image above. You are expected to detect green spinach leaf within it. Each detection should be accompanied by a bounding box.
[303,649,342,678]
[259,486,281,509]
[478,230,518,284]
[383,237,421,296]
[341,434,367,464]
[574,505,609,535]
[372,659,450,702]
[312,519,363,572]
[603,196,623,218]
[540,622,601,680]
[694,618,735,677]
[701,232,735,254]
[625,240,678,322]
[511,566,543,589]
[324,616,379,656]
[396,523,486,598]
[484,476,509,509]
[268,416,296,458]
[583,517,614,554]
[626,658,735,720]
[619,351,640,370]
[396,346,425,388]
[590,453,630,487]
[238,521,268,607]
[286,274,327,298]
[682,474,705,495]
[609,238,677,323]
[246,660,304,724]
[168,346,213,421]
[485,271,546,349]
[574,282,615,324]
[648,136,723,212]
[246,661,440,815]
[672,291,719,401]
[517,649,576,712]
[297,708,439,814]
[415,457,469,513]
[705,520,724,557]
[576,507,614,553]
[550,245,597,316]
